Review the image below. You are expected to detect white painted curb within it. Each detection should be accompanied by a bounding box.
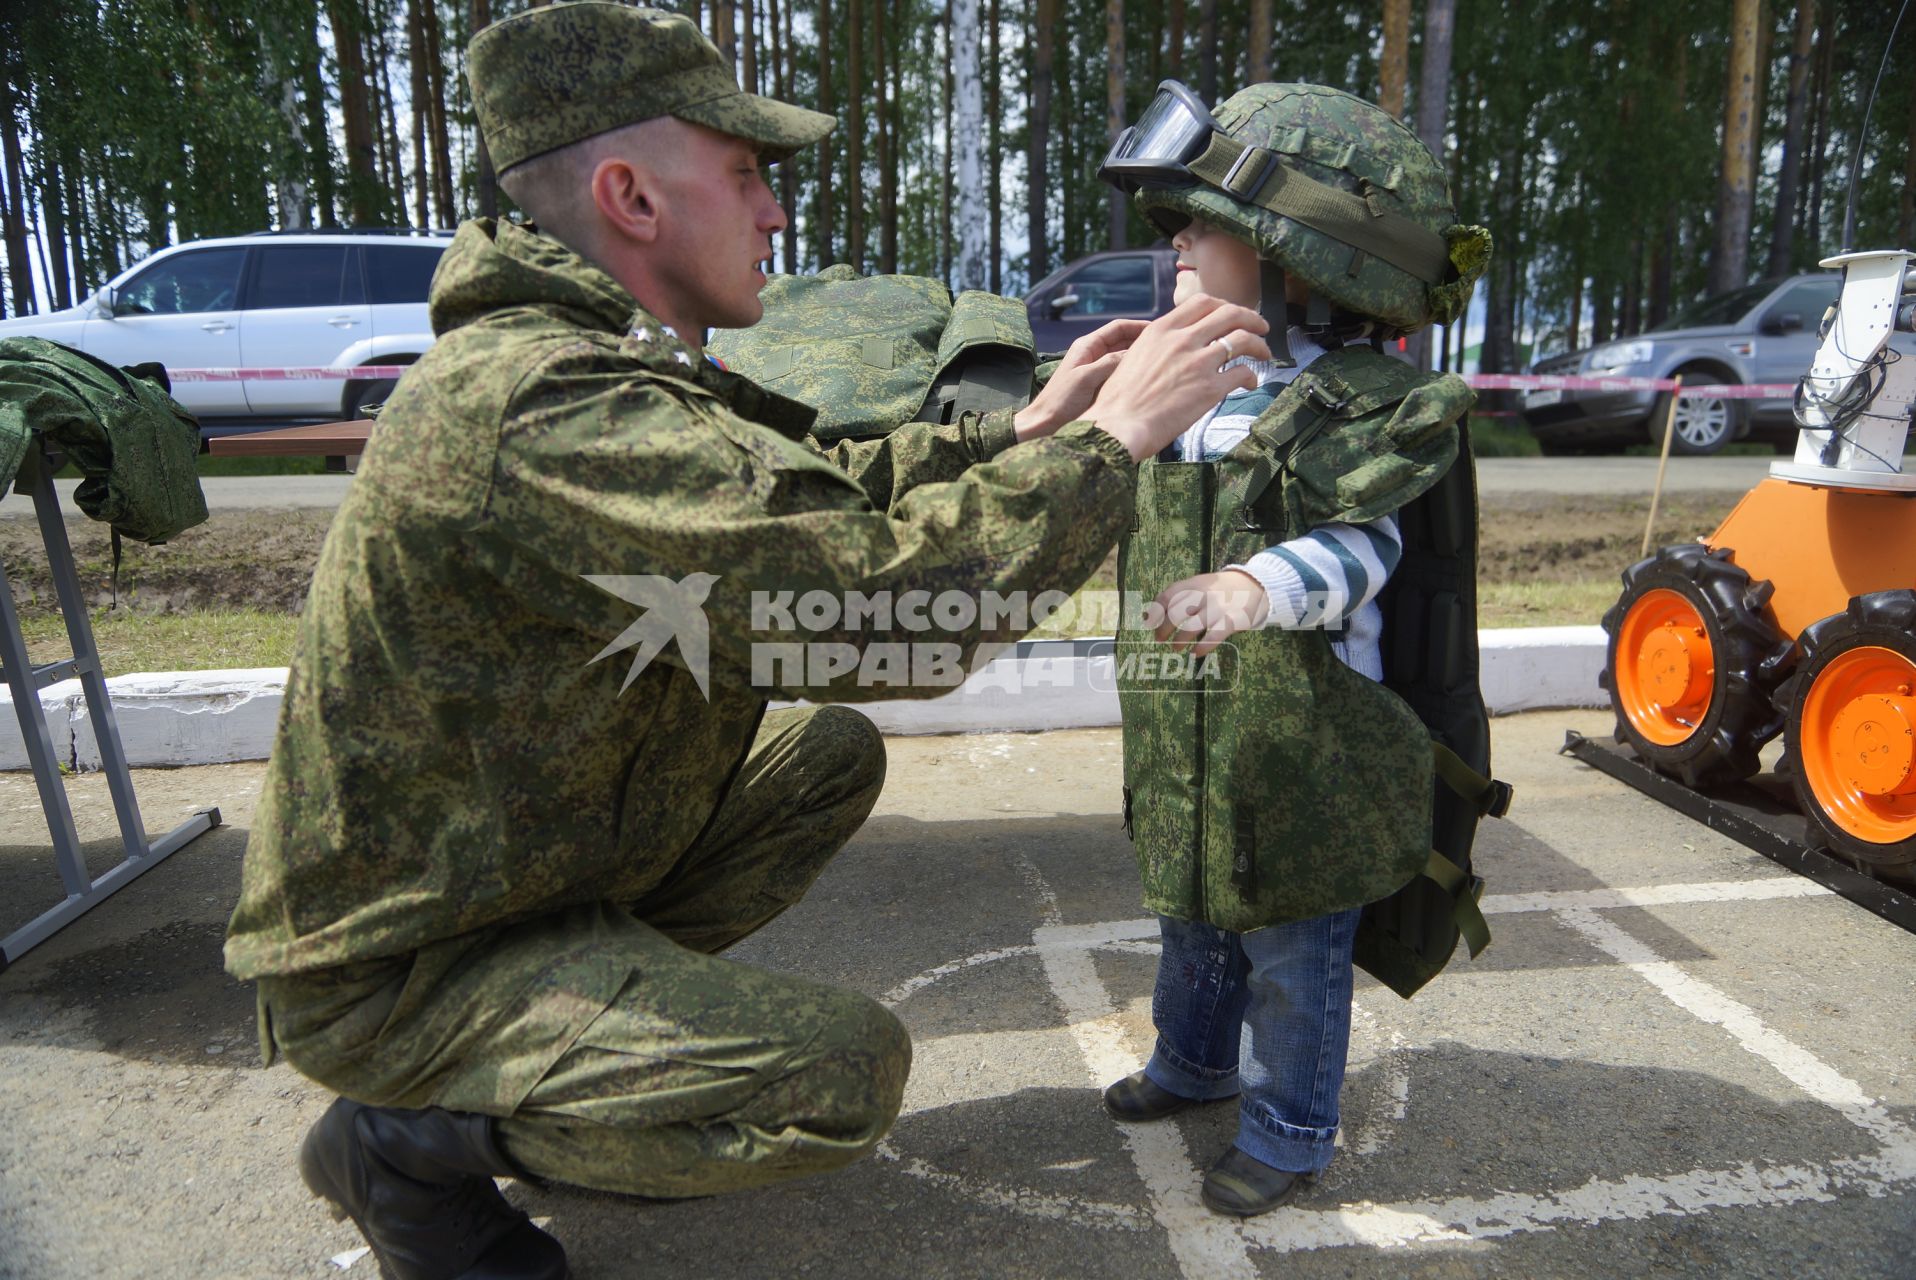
[0,629,1607,770]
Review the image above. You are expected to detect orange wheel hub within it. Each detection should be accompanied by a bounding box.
[1799,646,1916,844]
[1614,589,1716,746]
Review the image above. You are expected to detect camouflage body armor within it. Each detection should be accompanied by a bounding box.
[1118,344,1503,994]
[710,265,1037,442]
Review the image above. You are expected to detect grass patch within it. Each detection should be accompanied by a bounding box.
[1479,580,1621,630]
[194,453,333,477]
[21,607,299,678]
[1466,415,1540,457]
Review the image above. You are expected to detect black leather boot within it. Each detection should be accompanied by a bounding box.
[298,1096,569,1280]
[1102,1070,1203,1122]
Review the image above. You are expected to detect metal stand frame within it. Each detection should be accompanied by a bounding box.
[0,445,219,971]
[1562,730,1916,935]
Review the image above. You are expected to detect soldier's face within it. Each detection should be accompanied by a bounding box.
[650,125,787,332]
[1171,218,1261,310]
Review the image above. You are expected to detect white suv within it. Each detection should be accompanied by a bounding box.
[0,229,450,437]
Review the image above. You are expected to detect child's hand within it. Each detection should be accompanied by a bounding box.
[1153,570,1269,656]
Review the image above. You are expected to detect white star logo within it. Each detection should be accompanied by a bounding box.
[581,572,720,698]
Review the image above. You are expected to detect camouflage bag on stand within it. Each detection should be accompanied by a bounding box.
[709,264,1038,442]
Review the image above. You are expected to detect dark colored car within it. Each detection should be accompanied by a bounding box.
[1024,244,1179,354]
[1516,273,1904,456]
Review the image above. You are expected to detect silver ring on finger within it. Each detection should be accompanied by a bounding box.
[1212,334,1236,361]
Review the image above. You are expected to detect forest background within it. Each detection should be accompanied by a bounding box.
[0,0,1911,374]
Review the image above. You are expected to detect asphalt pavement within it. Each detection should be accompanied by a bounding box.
[0,456,1782,521]
[0,708,1910,1278]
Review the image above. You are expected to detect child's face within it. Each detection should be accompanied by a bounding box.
[1171,218,1262,309]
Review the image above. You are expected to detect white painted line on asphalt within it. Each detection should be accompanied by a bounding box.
[1239,1145,1916,1252]
[872,1145,1153,1231]
[880,878,1911,1266]
[1343,1003,1412,1158]
[1483,877,1833,915]
[1554,906,1910,1147]
[1032,918,1156,951]
[879,943,1037,1008]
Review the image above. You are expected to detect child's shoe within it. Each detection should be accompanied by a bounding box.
[1199,1145,1309,1216]
[1102,1070,1199,1121]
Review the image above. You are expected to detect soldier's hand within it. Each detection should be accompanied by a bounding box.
[1153,569,1269,657]
[1013,318,1148,442]
[1085,297,1271,462]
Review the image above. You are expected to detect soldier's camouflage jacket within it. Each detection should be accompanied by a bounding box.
[224,218,1134,980]
[1118,345,1472,933]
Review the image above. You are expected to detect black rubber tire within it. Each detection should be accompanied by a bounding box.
[1599,543,1793,788]
[1777,590,1916,875]
[343,376,397,421]
[1649,383,1746,456]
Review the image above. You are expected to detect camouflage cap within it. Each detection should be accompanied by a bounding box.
[470,2,834,172]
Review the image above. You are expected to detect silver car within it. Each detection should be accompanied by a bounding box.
[1519,273,1893,456]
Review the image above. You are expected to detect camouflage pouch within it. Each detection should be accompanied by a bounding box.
[710,266,1036,443]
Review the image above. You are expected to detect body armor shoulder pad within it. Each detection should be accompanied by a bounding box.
[1280,346,1473,530]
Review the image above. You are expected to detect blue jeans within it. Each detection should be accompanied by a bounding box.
[1142,907,1362,1174]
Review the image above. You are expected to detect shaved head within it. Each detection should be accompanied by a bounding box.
[497,117,688,265]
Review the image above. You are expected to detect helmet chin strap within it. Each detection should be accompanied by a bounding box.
[1260,260,1296,368]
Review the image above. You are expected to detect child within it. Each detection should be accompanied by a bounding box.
[1098,80,1493,1216]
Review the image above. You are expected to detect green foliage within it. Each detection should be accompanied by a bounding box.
[2,0,1910,346]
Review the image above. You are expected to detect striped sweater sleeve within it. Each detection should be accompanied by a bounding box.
[1231,515,1403,631]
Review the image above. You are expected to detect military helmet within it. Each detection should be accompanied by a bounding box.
[1108,81,1490,335]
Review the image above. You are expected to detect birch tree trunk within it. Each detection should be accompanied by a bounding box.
[275,66,311,229]
[954,0,985,287]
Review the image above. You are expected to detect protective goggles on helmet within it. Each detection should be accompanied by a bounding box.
[1098,80,1223,194]
[1101,79,1454,290]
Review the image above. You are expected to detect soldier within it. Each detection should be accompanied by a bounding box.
[222,4,1273,1277]
[1096,80,1492,1215]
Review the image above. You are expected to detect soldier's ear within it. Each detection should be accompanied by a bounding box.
[592,156,661,245]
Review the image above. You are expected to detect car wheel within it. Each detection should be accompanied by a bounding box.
[1650,384,1745,456]
[344,377,397,422]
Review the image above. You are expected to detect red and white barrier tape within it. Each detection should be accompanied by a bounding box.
[1463,372,1796,399]
[166,364,414,383]
[161,364,1798,400]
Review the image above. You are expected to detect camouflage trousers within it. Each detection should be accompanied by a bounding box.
[256,705,909,1198]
